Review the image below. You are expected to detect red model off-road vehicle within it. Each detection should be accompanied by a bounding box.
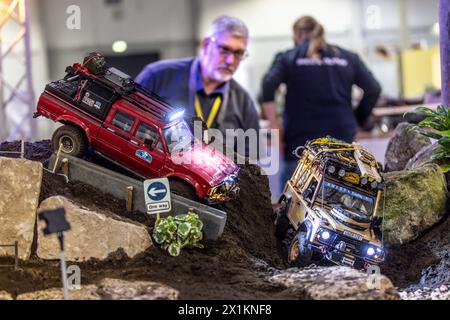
[34,53,239,204]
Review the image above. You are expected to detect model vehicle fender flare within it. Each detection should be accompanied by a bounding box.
[55,116,91,143]
[166,173,205,198]
[299,220,314,242]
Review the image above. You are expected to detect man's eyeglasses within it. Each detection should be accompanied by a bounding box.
[210,37,249,60]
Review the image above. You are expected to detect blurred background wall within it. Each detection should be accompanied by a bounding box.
[24,0,440,139]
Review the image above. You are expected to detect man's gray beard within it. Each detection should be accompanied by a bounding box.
[213,71,232,82]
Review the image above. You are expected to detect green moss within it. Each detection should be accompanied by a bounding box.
[381,164,448,245]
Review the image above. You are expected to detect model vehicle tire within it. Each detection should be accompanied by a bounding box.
[52,125,88,157]
[275,207,290,240]
[287,229,313,268]
[170,179,198,201]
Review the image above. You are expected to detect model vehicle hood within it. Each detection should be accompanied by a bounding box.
[171,142,238,185]
[314,206,374,242]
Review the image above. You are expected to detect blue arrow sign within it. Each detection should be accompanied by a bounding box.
[146,181,167,201]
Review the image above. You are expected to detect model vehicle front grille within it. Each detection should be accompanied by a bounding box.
[331,234,366,256]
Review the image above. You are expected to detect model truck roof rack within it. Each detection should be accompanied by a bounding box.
[66,61,179,123]
[304,137,383,185]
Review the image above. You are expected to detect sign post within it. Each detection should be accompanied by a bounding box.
[144,178,172,220]
[38,208,71,300]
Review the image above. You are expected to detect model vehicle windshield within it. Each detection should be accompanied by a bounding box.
[318,180,375,216]
[163,120,196,153]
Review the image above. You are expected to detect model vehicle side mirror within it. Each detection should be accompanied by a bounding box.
[144,138,154,150]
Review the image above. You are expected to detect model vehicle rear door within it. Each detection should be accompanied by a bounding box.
[124,121,166,177]
[96,107,137,163]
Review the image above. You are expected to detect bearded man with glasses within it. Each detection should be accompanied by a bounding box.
[136,15,260,158]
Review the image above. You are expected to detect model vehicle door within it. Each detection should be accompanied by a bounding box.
[124,121,166,177]
[96,108,136,163]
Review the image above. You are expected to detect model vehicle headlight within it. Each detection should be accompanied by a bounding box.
[366,247,375,256]
[168,109,185,121]
[317,228,334,243]
[361,177,368,185]
[322,230,331,240]
[338,169,346,177]
[371,181,378,189]
[327,166,336,174]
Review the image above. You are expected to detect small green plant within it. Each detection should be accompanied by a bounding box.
[152,210,204,257]
[409,105,450,172]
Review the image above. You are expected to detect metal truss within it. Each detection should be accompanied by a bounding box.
[0,0,35,141]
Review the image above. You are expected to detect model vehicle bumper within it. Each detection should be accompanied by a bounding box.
[309,238,383,271]
[206,170,240,204]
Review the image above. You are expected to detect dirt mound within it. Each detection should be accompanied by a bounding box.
[219,164,281,265]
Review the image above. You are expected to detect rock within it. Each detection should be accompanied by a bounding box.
[0,291,13,300]
[37,196,152,261]
[405,142,441,170]
[384,123,431,172]
[0,157,43,260]
[17,285,100,300]
[382,164,448,245]
[269,266,399,300]
[97,278,179,300]
[400,285,450,300]
[16,279,179,300]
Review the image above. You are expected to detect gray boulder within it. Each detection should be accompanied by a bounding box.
[97,278,179,300]
[0,157,43,260]
[16,278,179,300]
[0,291,13,300]
[17,285,100,300]
[382,164,448,245]
[269,266,399,300]
[37,196,152,262]
[405,142,440,170]
[384,123,431,172]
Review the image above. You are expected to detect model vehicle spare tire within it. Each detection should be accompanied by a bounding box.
[52,125,88,157]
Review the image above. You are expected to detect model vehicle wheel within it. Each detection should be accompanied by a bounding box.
[52,125,88,157]
[287,230,313,268]
[170,179,198,201]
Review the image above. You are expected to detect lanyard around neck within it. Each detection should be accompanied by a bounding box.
[189,59,230,128]
[195,95,222,128]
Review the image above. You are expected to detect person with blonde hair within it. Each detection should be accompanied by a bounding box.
[262,16,381,184]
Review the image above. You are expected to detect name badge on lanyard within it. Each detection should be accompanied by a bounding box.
[195,95,222,128]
